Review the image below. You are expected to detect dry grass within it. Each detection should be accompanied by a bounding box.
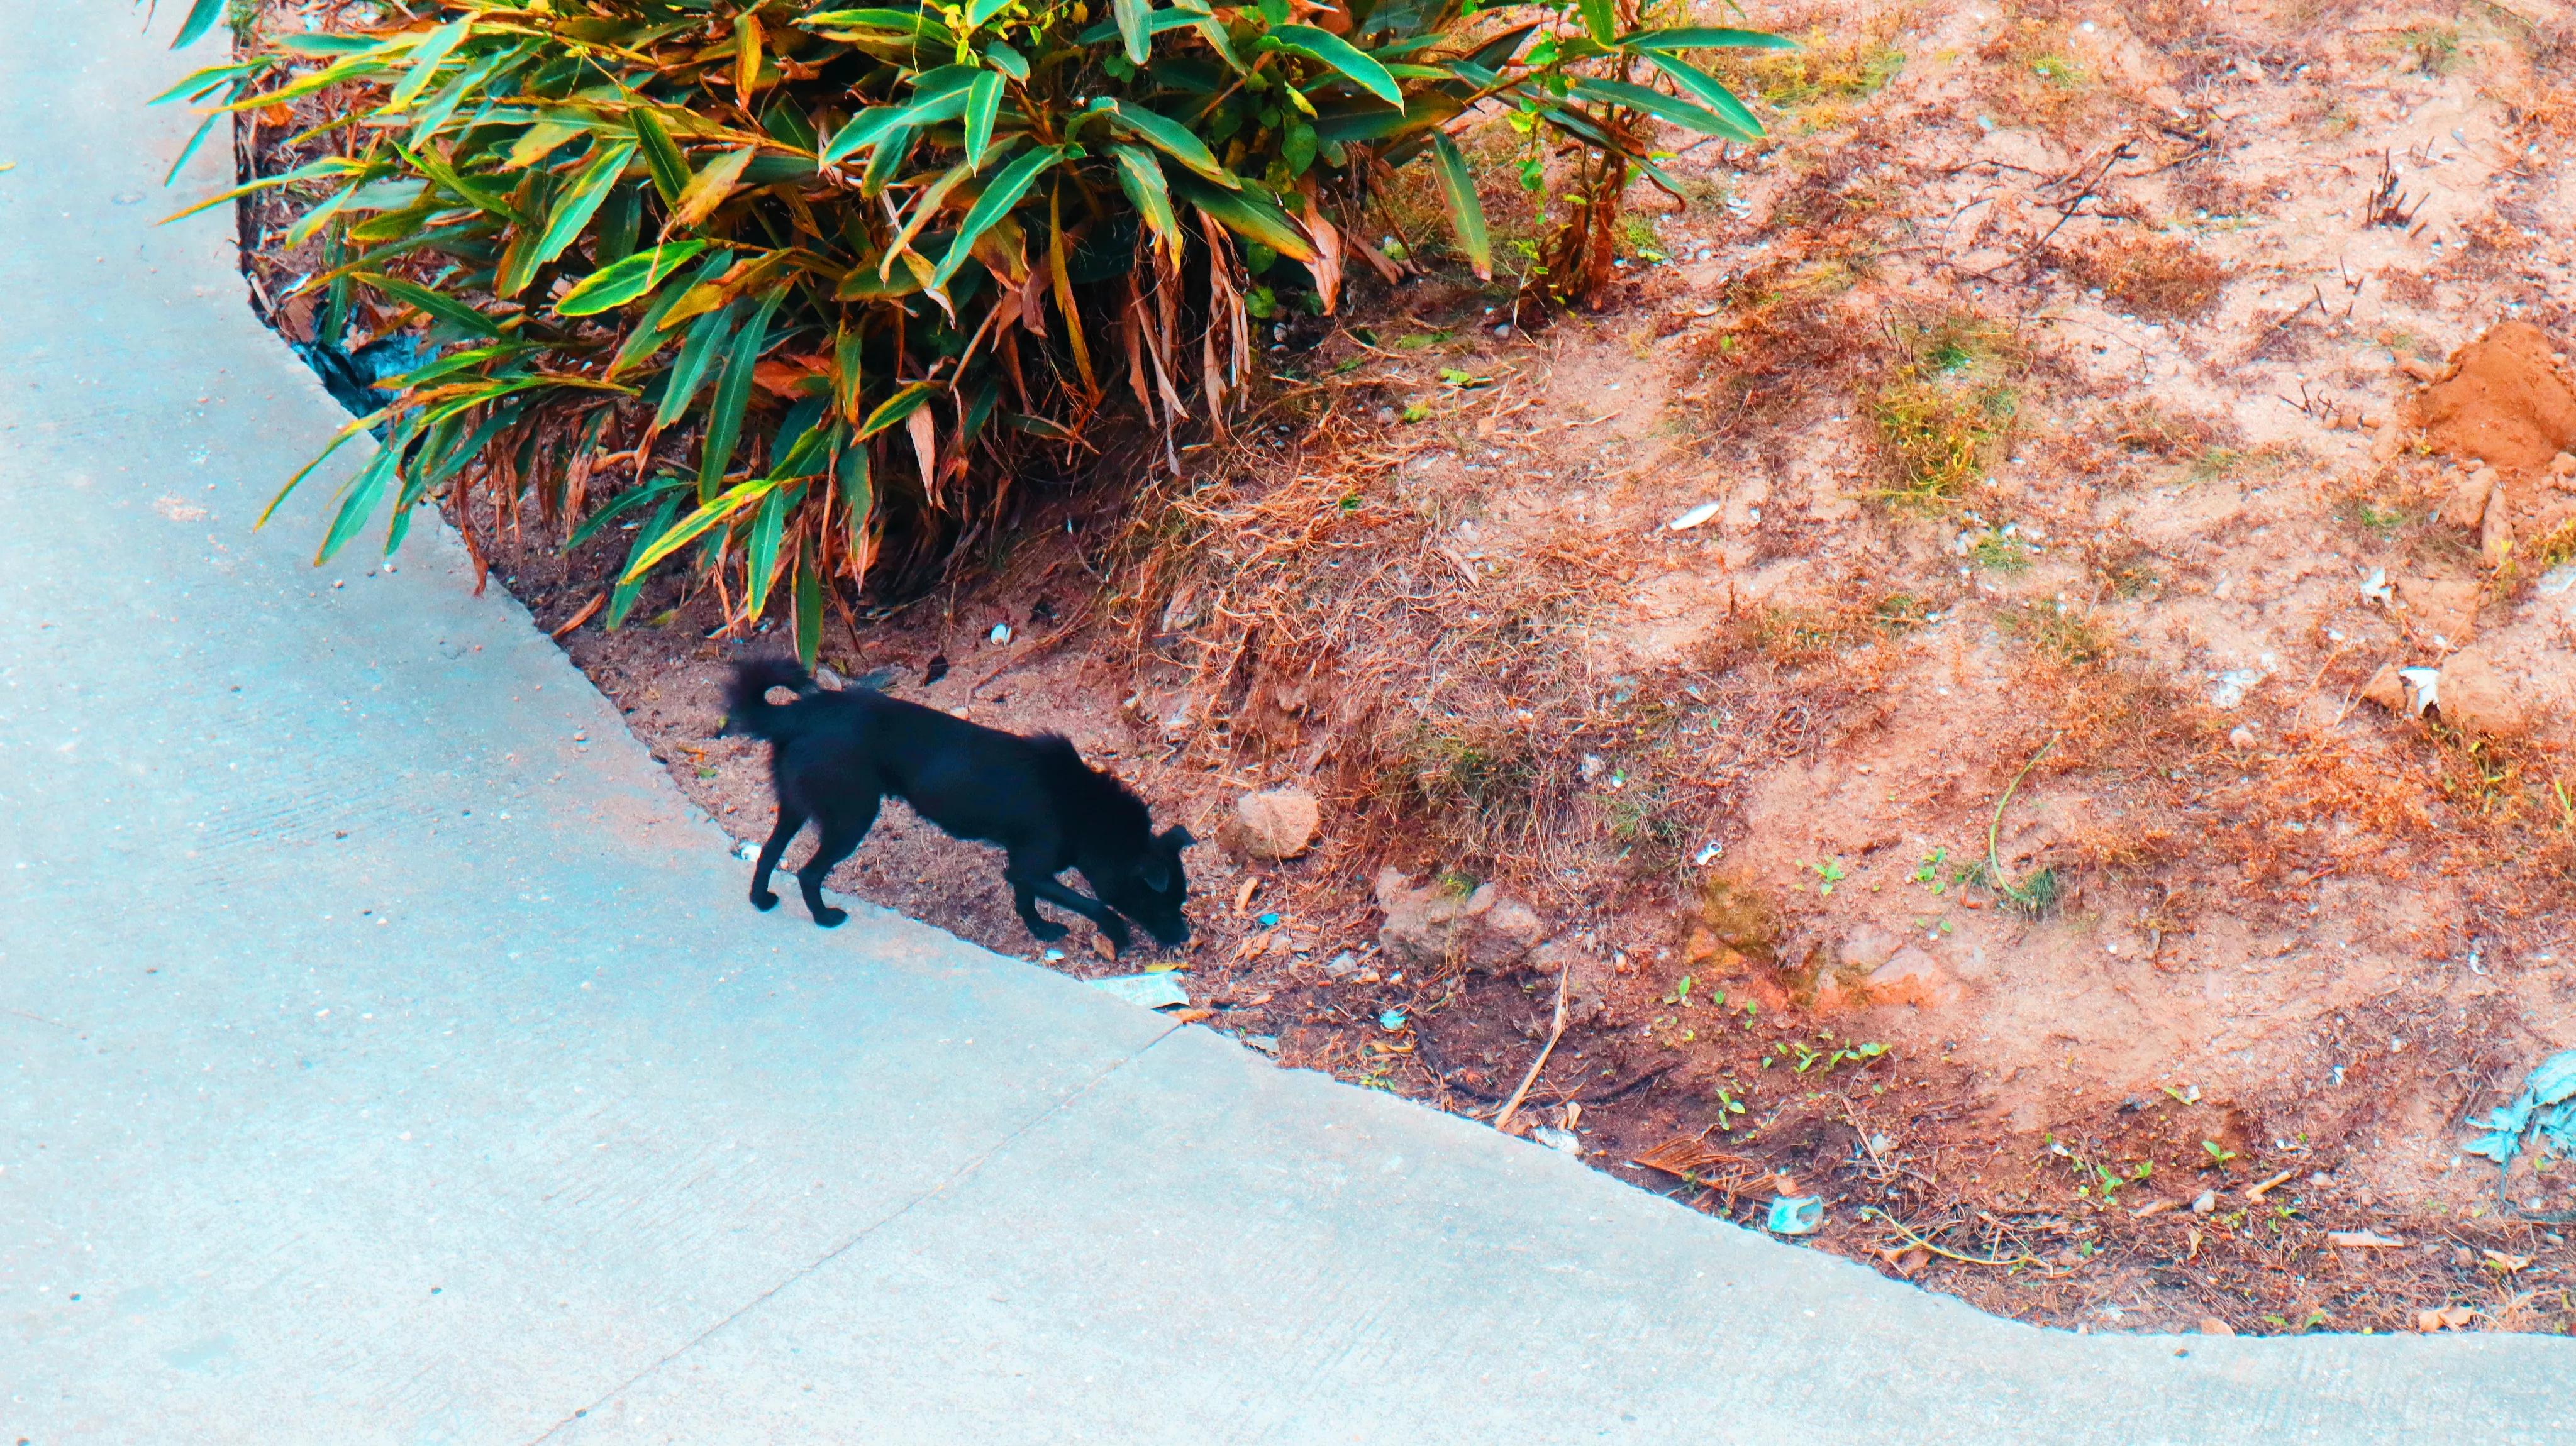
[2058,233,2229,320]
[1863,311,2024,507]
[1102,394,1814,900]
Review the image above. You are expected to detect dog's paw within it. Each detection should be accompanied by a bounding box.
[1024,918,1069,942]
[750,889,780,912]
[813,905,848,928]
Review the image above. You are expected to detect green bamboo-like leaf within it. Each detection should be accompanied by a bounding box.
[610,250,731,378]
[386,15,474,109]
[967,0,1016,26]
[1576,0,1616,44]
[528,140,639,275]
[150,58,261,106]
[657,303,739,428]
[1568,77,1738,138]
[606,490,686,627]
[672,148,758,231]
[1619,26,1799,54]
[1088,99,1235,188]
[556,238,711,317]
[1113,0,1154,65]
[1170,174,1315,260]
[819,105,906,167]
[315,425,410,565]
[408,50,511,146]
[630,107,691,204]
[963,70,1004,172]
[222,54,393,111]
[172,0,227,50]
[801,8,955,43]
[619,477,784,582]
[396,140,520,220]
[1262,25,1402,108]
[699,289,789,501]
[564,475,691,552]
[1109,144,1182,268]
[1643,53,1765,141]
[1075,9,1207,46]
[834,324,865,423]
[1426,131,1491,280]
[744,485,794,618]
[382,341,536,390]
[931,144,1066,290]
[162,111,226,186]
[984,39,1030,80]
[793,532,824,671]
[352,270,504,336]
[858,380,937,439]
[836,437,873,553]
[157,153,365,224]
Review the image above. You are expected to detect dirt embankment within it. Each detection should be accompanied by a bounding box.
[237,0,2576,1337]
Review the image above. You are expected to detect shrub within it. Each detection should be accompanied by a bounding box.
[160,0,1786,662]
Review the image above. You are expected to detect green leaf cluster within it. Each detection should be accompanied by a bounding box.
[160,0,1785,661]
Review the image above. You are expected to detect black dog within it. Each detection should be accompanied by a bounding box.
[719,658,1194,952]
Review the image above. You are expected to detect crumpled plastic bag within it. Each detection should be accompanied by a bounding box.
[2463,1050,2576,1166]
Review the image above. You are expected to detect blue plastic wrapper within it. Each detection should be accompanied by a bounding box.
[2462,1049,2576,1166]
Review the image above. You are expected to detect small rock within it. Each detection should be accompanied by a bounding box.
[1465,895,1548,972]
[2436,645,2526,737]
[1233,787,1321,861]
[1837,924,1902,973]
[2481,481,2516,565]
[1863,947,1963,1008]
[2197,1317,2235,1337]
[2192,1189,2218,1214]
[2227,725,2255,748]
[2445,464,2501,529]
[2394,574,2480,648]
[2360,663,2407,712]
[1530,1125,1581,1153]
[1374,869,1550,974]
[1321,951,1360,980]
[1375,868,1474,970]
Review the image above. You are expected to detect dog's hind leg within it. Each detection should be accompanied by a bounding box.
[750,803,809,912]
[796,795,879,928]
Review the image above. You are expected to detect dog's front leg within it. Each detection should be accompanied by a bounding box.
[1008,877,1070,942]
[1026,876,1132,954]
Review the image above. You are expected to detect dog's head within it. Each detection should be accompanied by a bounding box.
[1102,825,1197,948]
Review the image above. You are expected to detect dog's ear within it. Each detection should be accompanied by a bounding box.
[1137,854,1174,892]
[1159,825,1197,852]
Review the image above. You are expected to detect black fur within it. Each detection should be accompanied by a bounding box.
[719,658,1194,951]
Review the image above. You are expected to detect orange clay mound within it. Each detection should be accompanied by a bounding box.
[2407,321,2576,473]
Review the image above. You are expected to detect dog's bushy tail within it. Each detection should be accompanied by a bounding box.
[722,658,813,741]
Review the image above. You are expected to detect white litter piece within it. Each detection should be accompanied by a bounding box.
[1692,841,1724,866]
[2539,563,2576,597]
[2207,668,2265,710]
[1087,972,1190,1010]
[2360,568,2394,605]
[733,839,758,861]
[989,622,1013,645]
[2398,666,2441,715]
[1665,501,1723,531]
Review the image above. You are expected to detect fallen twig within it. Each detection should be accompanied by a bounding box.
[1492,961,1571,1134]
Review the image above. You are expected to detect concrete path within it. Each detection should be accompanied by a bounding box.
[1,9,2565,1443]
